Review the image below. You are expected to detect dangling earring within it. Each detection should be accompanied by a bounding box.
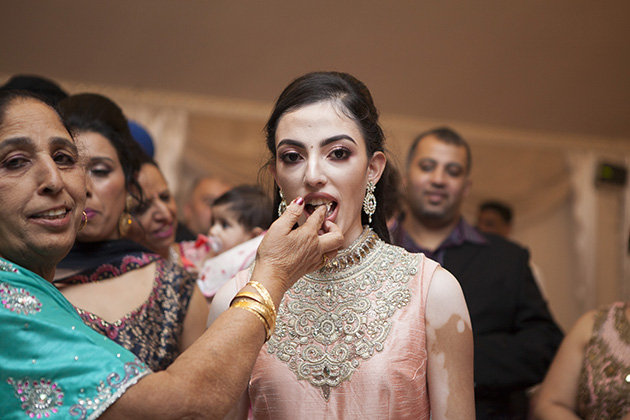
[363,181,376,224]
[277,189,288,217]
[79,211,88,231]
[118,195,134,237]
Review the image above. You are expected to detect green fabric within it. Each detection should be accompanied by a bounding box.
[0,258,151,419]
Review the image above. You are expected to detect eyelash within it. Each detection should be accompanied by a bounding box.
[278,147,352,164]
[3,155,28,170]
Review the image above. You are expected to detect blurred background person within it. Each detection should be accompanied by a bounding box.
[477,199,513,237]
[533,301,630,419]
[177,175,232,241]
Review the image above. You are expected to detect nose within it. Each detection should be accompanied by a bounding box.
[85,174,94,198]
[304,155,326,188]
[209,222,220,236]
[37,157,64,195]
[153,200,173,223]
[429,167,446,186]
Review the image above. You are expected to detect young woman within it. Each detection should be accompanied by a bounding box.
[209,71,475,419]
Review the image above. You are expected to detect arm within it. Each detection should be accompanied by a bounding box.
[180,284,210,352]
[532,310,595,420]
[426,267,475,420]
[101,201,344,420]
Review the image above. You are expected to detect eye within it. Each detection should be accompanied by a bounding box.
[159,191,171,203]
[279,151,302,164]
[330,147,350,160]
[89,163,112,177]
[2,155,29,170]
[418,160,435,172]
[53,151,76,167]
[131,202,150,216]
[446,164,463,177]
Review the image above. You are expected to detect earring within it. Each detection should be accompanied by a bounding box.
[363,181,376,224]
[277,189,288,217]
[118,195,134,237]
[79,211,88,231]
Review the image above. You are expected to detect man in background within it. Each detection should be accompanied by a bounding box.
[477,200,513,237]
[391,127,563,420]
[177,176,232,241]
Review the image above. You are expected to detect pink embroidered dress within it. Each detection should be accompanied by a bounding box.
[577,301,630,419]
[213,228,436,419]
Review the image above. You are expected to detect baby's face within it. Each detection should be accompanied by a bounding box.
[208,204,255,253]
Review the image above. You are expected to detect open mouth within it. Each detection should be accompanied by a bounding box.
[31,208,70,220]
[305,199,337,217]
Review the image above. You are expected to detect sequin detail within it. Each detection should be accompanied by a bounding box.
[68,359,149,419]
[0,259,19,273]
[577,302,630,419]
[7,377,64,418]
[0,282,42,314]
[267,230,419,400]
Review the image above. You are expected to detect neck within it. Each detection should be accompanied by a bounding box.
[402,214,460,252]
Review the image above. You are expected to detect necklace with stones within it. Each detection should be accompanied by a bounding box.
[307,227,380,280]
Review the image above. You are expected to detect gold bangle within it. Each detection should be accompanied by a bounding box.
[231,299,272,341]
[230,298,276,341]
[231,291,276,326]
[247,281,275,310]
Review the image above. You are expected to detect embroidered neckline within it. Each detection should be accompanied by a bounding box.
[267,240,420,401]
[307,227,379,281]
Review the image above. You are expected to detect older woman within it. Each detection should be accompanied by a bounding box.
[209,72,474,419]
[0,89,343,419]
[52,93,207,371]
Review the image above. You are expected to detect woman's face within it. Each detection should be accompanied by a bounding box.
[270,100,385,248]
[77,131,127,242]
[0,98,86,274]
[128,163,177,257]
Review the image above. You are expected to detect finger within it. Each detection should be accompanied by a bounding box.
[302,205,327,230]
[271,197,304,234]
[317,221,344,253]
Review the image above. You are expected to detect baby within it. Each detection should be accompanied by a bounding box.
[179,185,273,299]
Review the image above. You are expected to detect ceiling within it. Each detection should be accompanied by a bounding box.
[2,1,629,140]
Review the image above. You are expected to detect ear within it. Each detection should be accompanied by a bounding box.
[367,151,387,184]
[249,227,264,238]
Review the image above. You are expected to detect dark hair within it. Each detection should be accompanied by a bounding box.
[0,89,67,130]
[264,71,396,242]
[213,185,273,231]
[479,200,513,224]
[0,74,68,106]
[57,93,148,201]
[407,126,472,174]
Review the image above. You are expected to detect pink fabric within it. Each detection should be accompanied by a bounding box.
[577,301,630,420]
[220,246,436,419]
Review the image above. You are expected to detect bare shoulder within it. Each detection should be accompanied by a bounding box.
[425,267,470,329]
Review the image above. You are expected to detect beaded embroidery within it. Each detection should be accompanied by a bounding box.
[267,228,419,400]
[0,282,42,315]
[68,359,149,419]
[7,377,64,418]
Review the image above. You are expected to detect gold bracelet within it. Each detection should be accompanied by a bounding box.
[231,299,272,341]
[247,281,275,311]
[231,291,276,326]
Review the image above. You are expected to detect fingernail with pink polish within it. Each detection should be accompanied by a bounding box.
[294,197,304,206]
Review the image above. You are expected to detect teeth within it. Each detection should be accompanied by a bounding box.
[35,208,67,218]
[307,198,330,207]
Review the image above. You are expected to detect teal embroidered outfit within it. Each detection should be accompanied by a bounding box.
[0,258,150,419]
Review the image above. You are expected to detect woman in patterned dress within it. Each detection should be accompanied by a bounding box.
[533,301,630,419]
[209,71,475,420]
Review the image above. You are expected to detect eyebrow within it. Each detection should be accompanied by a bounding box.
[277,134,357,150]
[0,136,77,154]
